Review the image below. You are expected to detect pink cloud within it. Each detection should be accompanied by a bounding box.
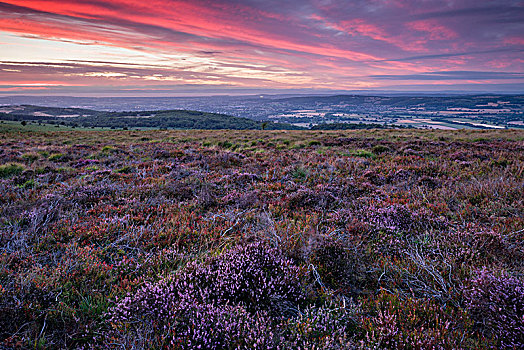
[0,0,521,92]
[407,20,458,40]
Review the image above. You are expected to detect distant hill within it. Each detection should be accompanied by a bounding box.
[278,94,524,107]
[0,105,303,130]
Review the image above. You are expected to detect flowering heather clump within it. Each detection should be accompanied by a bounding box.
[222,189,260,208]
[110,301,275,349]
[279,301,360,348]
[361,291,479,349]
[448,228,520,267]
[173,303,276,349]
[368,204,419,233]
[208,243,305,312]
[366,204,446,234]
[464,269,524,349]
[108,242,304,347]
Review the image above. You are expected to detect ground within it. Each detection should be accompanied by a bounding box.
[1,127,523,349]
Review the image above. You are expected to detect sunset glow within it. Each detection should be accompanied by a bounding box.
[0,0,523,95]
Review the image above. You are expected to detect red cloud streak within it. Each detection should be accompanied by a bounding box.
[0,0,522,92]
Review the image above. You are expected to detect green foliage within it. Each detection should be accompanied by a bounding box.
[21,152,39,162]
[217,140,234,149]
[291,166,309,180]
[17,179,35,189]
[48,153,65,161]
[0,162,25,178]
[372,144,390,154]
[311,122,402,130]
[350,149,376,159]
[101,146,116,154]
[0,105,303,130]
[115,165,133,174]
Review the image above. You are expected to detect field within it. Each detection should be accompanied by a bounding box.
[1,127,523,349]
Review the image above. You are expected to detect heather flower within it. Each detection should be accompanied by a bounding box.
[108,242,305,348]
[366,204,447,235]
[361,291,476,349]
[464,268,524,349]
[279,301,359,349]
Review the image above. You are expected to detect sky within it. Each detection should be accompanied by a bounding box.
[0,0,523,96]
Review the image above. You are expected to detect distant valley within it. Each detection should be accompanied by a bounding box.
[0,94,522,130]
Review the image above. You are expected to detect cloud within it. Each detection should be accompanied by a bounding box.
[416,5,524,21]
[371,70,524,80]
[385,48,524,62]
[0,0,522,93]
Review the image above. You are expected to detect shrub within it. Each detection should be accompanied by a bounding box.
[366,204,447,235]
[73,159,99,168]
[196,185,218,209]
[109,302,275,349]
[291,167,309,180]
[168,303,275,349]
[367,204,419,234]
[108,243,305,347]
[303,235,373,296]
[464,269,524,349]
[361,291,479,349]
[222,189,259,209]
[279,301,359,348]
[161,182,194,201]
[101,146,116,153]
[372,144,390,154]
[217,140,234,149]
[450,229,518,267]
[114,165,133,174]
[286,188,337,210]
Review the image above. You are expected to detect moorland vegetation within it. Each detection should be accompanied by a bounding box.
[0,128,522,349]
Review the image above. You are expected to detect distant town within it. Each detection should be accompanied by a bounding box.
[1,94,522,130]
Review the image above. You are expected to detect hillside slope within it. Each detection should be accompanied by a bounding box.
[0,105,302,130]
